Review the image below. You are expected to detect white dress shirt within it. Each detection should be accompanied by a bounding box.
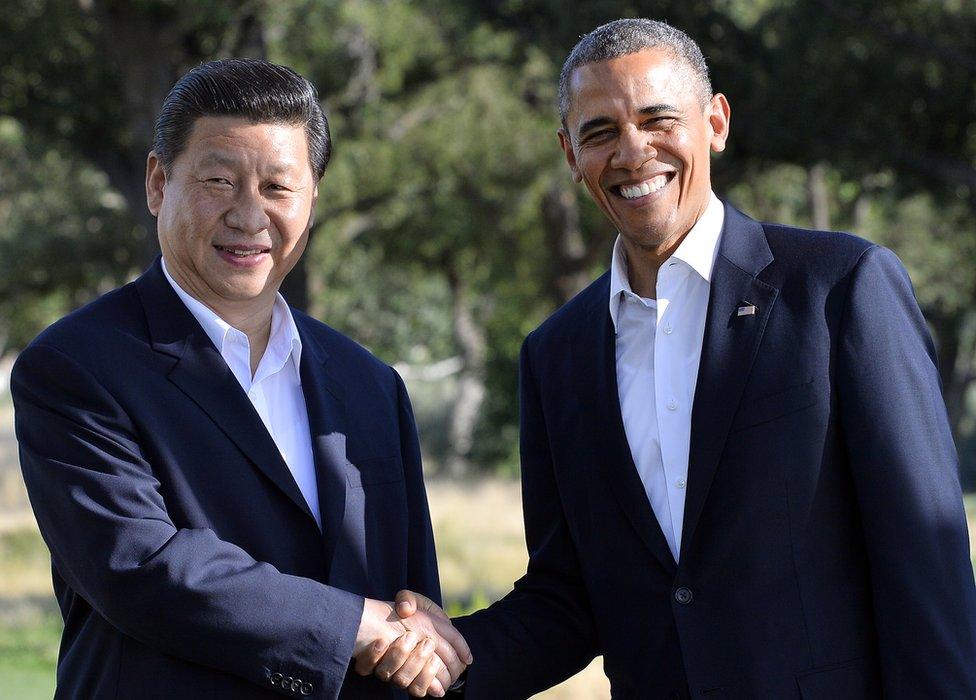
[610,193,725,561]
[162,259,321,528]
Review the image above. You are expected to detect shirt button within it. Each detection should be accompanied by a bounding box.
[674,587,694,605]
[675,478,686,489]
[667,399,678,411]
[664,325,673,335]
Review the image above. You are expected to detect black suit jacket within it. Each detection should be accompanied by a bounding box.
[12,259,440,699]
[455,203,976,699]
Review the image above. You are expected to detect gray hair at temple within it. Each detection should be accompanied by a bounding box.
[557,19,713,128]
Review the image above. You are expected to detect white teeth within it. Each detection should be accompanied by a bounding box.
[619,174,670,199]
[218,246,264,257]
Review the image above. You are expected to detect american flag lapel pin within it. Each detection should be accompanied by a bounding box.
[737,303,758,317]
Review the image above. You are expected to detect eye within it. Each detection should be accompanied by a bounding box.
[644,116,677,130]
[205,177,233,187]
[581,129,615,145]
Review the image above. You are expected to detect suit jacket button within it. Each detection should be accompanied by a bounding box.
[271,672,283,686]
[291,678,302,692]
[674,587,694,605]
[300,683,314,696]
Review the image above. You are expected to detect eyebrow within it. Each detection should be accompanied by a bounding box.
[197,153,299,177]
[577,104,680,137]
[197,153,239,169]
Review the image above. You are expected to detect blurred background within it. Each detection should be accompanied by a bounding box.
[1,0,975,696]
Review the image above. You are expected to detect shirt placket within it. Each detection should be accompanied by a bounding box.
[655,262,688,559]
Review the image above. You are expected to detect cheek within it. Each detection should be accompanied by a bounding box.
[273,202,312,248]
[178,193,225,233]
[576,155,608,196]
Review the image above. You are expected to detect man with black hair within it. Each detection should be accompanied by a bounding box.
[12,58,470,699]
[383,18,976,699]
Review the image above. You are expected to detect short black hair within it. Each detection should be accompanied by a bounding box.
[558,19,712,128]
[153,58,330,180]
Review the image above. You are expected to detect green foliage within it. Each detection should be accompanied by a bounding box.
[3,0,976,478]
[0,118,143,352]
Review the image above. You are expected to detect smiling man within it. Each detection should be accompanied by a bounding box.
[11,59,470,699]
[381,18,976,699]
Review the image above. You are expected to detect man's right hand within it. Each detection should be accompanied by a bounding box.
[353,597,471,697]
[354,591,473,697]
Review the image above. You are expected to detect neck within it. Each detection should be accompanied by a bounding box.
[623,195,712,298]
[213,302,274,378]
[164,260,275,376]
[621,235,683,299]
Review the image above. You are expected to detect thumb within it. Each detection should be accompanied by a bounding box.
[394,589,418,618]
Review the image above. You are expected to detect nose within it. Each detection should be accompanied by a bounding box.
[224,185,271,235]
[611,126,656,171]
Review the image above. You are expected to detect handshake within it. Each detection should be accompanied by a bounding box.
[353,591,471,697]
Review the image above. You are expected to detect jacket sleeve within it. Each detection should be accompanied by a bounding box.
[394,368,442,604]
[836,245,976,697]
[453,335,598,699]
[12,341,364,700]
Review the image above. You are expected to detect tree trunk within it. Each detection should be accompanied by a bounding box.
[930,309,976,440]
[541,180,607,306]
[443,262,487,477]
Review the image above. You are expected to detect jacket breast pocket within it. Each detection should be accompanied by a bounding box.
[347,455,404,487]
[730,379,818,434]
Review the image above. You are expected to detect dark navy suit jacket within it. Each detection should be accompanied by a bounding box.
[12,259,440,699]
[455,203,976,699]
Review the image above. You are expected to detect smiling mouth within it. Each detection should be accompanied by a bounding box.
[613,173,674,200]
[213,244,270,257]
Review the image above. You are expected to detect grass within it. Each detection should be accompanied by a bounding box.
[0,528,60,699]
[0,481,609,699]
[0,610,59,698]
[0,480,972,699]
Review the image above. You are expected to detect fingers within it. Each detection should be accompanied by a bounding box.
[353,638,389,677]
[436,618,473,667]
[374,631,423,684]
[391,637,446,698]
[373,632,447,697]
[394,589,419,618]
[395,590,473,668]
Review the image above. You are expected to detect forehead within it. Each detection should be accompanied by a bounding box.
[180,116,310,168]
[566,49,698,126]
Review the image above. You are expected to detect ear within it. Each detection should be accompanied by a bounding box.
[706,93,731,153]
[557,128,583,183]
[309,183,319,228]
[145,151,166,216]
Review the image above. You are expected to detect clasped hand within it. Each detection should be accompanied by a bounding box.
[353,594,471,697]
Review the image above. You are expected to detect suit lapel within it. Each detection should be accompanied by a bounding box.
[582,277,678,575]
[680,205,778,559]
[134,260,317,525]
[296,324,366,588]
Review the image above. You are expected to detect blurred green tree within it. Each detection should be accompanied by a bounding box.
[2,0,975,482]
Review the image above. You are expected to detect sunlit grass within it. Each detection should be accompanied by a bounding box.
[1,483,972,699]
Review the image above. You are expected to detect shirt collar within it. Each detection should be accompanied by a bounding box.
[609,192,725,331]
[161,258,303,380]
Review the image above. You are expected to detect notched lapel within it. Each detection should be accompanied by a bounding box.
[168,342,317,523]
[134,260,316,524]
[298,327,368,590]
[681,207,778,559]
[583,286,677,575]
